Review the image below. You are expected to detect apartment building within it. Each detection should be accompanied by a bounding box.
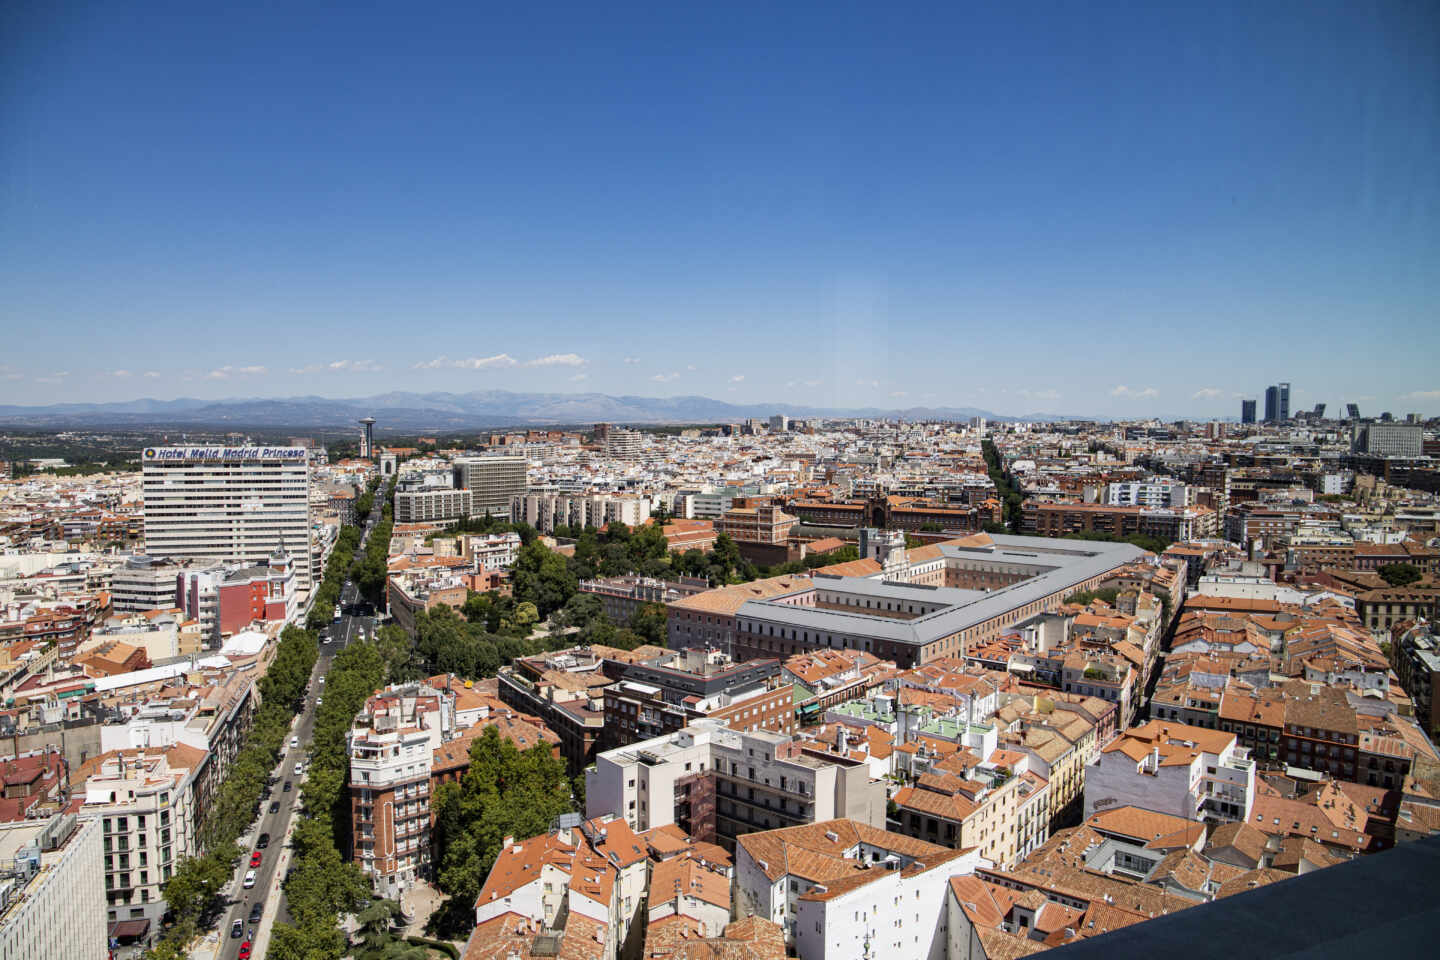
[0,814,105,960]
[602,647,795,749]
[349,683,455,898]
[586,721,886,851]
[893,768,1051,869]
[451,456,528,517]
[140,445,313,591]
[734,819,977,959]
[1084,720,1255,824]
[718,502,798,544]
[394,487,473,523]
[78,747,199,932]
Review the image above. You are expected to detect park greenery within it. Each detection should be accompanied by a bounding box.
[426,727,576,939]
[144,624,319,959]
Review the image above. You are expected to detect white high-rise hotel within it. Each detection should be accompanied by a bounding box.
[141,445,314,591]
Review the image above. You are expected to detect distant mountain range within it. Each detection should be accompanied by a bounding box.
[0,390,1090,430]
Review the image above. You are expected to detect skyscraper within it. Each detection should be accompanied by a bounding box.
[1346,403,1361,420]
[1278,382,1291,421]
[1241,399,1256,424]
[142,445,313,590]
[1264,386,1279,422]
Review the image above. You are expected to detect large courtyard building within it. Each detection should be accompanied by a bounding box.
[141,445,314,591]
[730,534,1146,668]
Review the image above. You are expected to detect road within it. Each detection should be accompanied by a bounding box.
[213,504,384,958]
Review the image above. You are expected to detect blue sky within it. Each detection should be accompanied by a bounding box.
[2,0,1437,417]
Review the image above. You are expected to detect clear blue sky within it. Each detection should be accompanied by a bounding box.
[2,0,1437,417]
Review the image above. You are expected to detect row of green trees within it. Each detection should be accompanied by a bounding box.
[981,438,1024,533]
[306,525,363,629]
[353,488,395,606]
[146,625,319,958]
[267,639,386,959]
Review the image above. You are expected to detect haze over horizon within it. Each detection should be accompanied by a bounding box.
[2,1,1437,417]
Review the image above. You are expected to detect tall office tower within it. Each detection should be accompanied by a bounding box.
[452,456,528,517]
[1312,403,1326,418]
[1278,382,1291,421]
[769,414,790,432]
[1264,386,1279,422]
[1346,403,1361,420]
[593,422,612,447]
[1241,399,1257,424]
[142,445,313,590]
[359,417,376,459]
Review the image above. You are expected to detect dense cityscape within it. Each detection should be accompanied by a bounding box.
[0,400,1437,959]
[6,1,1438,957]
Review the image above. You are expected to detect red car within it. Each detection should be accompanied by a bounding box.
[239,942,252,959]
[249,851,262,868]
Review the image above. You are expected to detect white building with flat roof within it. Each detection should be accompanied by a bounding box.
[141,446,313,590]
[0,814,105,960]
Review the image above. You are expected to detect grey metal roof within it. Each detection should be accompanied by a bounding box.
[737,534,1147,647]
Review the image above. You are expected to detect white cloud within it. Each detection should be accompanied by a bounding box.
[651,373,681,383]
[1400,389,1440,401]
[456,354,518,370]
[855,378,880,389]
[1191,387,1223,400]
[34,371,71,384]
[206,365,266,380]
[623,356,641,365]
[143,371,161,379]
[112,369,131,378]
[1110,385,1158,399]
[413,356,451,370]
[686,364,697,371]
[526,353,586,368]
[729,375,745,383]
[569,373,588,382]
[889,391,908,398]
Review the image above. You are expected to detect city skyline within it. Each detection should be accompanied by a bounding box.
[3,1,1437,416]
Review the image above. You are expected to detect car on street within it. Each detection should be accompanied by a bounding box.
[249,850,262,868]
[316,697,322,706]
[248,902,263,924]
[239,942,253,959]
[231,920,244,939]
[268,800,280,814]
[294,763,303,776]
[257,832,270,848]
[290,736,299,749]
[243,869,257,889]
[283,781,292,793]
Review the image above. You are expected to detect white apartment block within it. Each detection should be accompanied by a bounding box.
[79,749,199,931]
[0,815,105,960]
[734,819,980,960]
[141,446,313,590]
[512,492,651,533]
[1106,480,1191,508]
[395,487,473,523]
[462,532,522,571]
[1084,720,1256,824]
[451,456,528,517]
[586,721,885,845]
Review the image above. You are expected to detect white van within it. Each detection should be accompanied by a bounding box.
[243,870,257,889]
